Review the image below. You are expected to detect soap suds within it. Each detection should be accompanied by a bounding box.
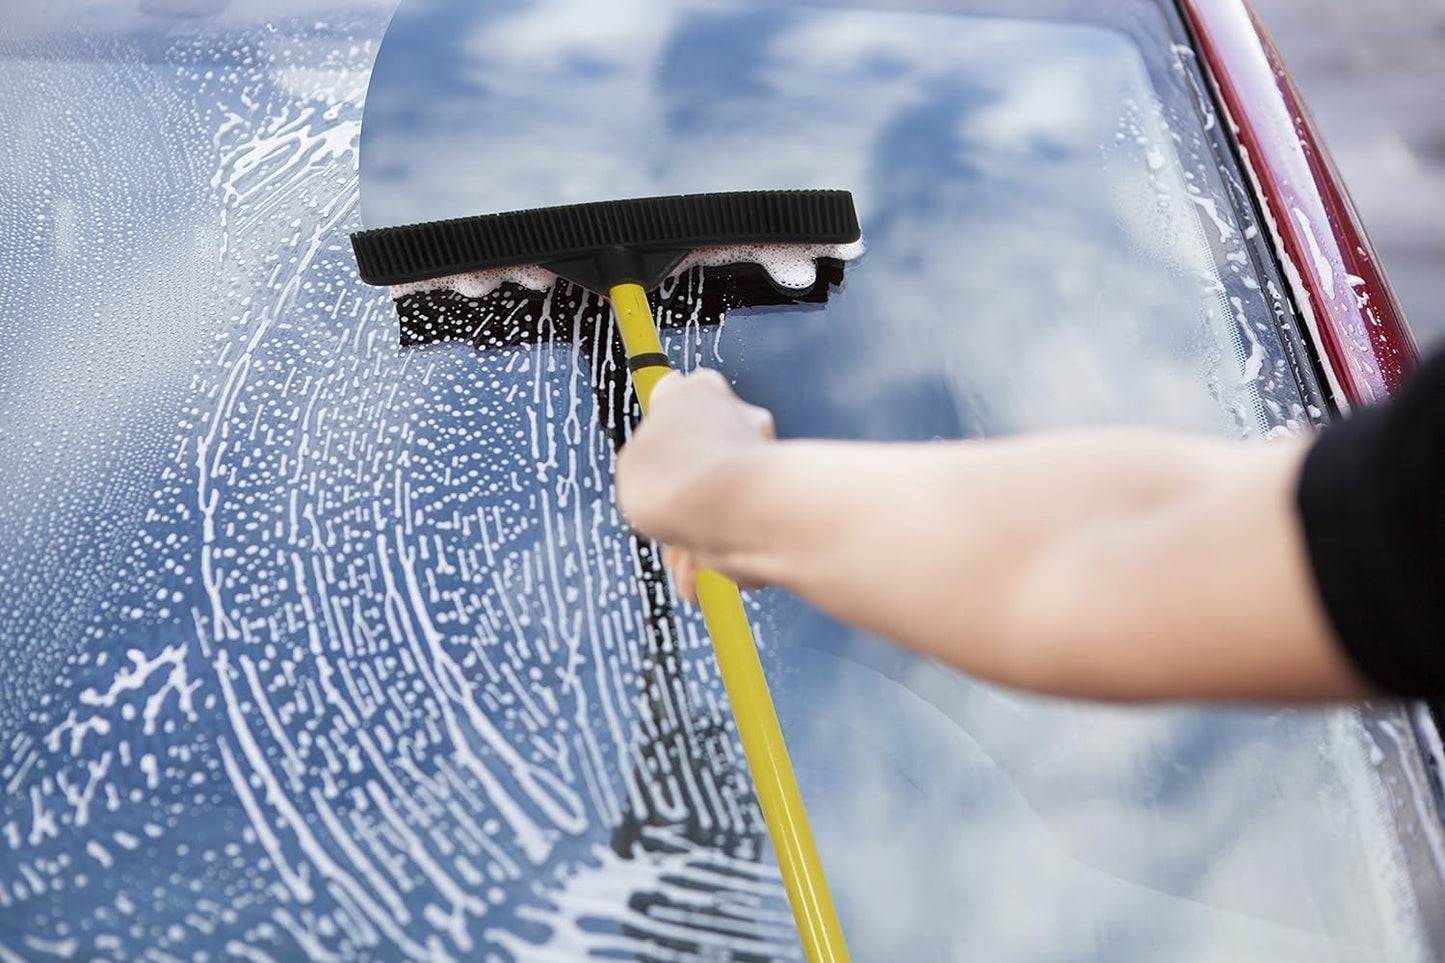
[388,238,867,300]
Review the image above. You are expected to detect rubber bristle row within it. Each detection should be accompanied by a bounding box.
[351,190,860,287]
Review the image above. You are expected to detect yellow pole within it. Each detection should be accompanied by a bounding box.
[608,281,850,963]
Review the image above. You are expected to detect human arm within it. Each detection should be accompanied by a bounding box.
[616,370,1375,703]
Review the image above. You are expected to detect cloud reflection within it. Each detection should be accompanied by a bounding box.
[361,2,1428,960]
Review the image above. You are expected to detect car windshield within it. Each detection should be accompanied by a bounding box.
[1,0,1440,960]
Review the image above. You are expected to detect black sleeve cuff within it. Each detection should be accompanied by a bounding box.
[1297,356,1445,698]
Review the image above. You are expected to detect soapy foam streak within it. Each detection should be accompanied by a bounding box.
[389,239,866,300]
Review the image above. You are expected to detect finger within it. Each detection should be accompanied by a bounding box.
[689,367,731,391]
[661,544,694,603]
[672,549,699,605]
[690,370,742,409]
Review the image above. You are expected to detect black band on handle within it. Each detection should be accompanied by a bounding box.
[628,353,672,372]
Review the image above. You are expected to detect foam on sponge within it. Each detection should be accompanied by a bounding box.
[388,239,866,301]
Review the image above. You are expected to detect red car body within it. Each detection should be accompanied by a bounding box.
[1184,0,1418,403]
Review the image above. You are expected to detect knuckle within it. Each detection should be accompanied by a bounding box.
[694,368,729,390]
[648,371,680,403]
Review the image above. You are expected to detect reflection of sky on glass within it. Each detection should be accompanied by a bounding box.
[361,1,1431,960]
[364,0,1296,438]
[0,0,1433,960]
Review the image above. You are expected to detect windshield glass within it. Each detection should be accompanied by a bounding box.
[0,0,1438,960]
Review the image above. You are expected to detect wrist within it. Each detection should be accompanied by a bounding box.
[686,442,781,552]
[692,441,827,591]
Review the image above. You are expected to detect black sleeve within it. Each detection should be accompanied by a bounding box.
[1298,349,1445,698]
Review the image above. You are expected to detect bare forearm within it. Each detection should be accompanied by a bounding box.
[615,372,1370,702]
[694,432,1369,702]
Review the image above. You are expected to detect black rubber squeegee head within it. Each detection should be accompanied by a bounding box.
[351,189,861,294]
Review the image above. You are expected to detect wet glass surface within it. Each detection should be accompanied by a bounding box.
[0,0,1440,960]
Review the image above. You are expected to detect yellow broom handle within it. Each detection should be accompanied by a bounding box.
[609,282,850,963]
